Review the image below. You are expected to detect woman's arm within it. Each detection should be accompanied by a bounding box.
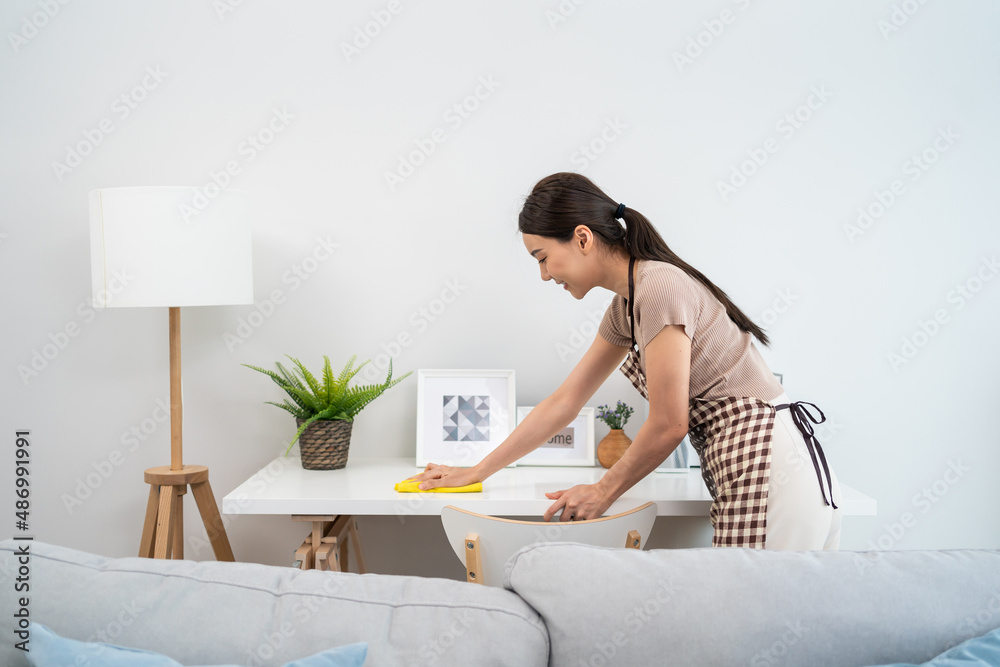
[473,334,629,479]
[596,324,691,503]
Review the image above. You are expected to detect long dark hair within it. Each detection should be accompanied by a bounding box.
[517,172,771,347]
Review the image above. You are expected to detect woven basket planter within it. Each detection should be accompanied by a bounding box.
[294,418,353,470]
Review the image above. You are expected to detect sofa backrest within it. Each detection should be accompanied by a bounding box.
[0,539,548,667]
[503,542,1000,667]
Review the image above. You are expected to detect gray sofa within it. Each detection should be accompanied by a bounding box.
[2,538,999,666]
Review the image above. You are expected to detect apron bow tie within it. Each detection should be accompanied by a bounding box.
[773,400,838,510]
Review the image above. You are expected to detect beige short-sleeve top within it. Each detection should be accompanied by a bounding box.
[598,259,784,403]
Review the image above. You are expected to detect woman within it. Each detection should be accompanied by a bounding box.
[410,172,841,550]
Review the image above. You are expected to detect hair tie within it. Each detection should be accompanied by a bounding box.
[615,203,626,219]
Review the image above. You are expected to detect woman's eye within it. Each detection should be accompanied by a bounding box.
[538,257,546,264]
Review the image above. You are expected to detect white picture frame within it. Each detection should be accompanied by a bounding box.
[415,369,516,468]
[515,406,596,467]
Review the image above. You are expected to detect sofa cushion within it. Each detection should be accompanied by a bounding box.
[503,542,1000,667]
[0,539,547,667]
[26,622,368,667]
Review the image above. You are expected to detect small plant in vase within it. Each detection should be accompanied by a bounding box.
[595,400,635,468]
[243,354,411,470]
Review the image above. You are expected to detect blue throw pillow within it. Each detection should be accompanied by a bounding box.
[867,626,1000,666]
[25,622,368,667]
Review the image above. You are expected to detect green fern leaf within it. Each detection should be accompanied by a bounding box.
[285,385,322,412]
[274,361,305,391]
[321,355,334,404]
[286,355,323,398]
[264,400,309,419]
[241,364,285,385]
[337,354,359,387]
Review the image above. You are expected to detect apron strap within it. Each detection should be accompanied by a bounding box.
[627,256,637,351]
[773,400,839,510]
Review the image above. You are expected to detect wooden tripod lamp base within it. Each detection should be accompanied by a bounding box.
[136,307,236,562]
[139,465,235,561]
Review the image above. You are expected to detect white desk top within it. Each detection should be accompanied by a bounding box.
[222,456,877,518]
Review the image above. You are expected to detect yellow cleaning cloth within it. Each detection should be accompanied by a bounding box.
[393,479,483,493]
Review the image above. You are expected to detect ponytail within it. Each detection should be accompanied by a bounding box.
[518,172,772,348]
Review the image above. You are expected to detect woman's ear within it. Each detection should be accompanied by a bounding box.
[573,225,593,254]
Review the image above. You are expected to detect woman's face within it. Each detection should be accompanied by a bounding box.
[522,230,593,299]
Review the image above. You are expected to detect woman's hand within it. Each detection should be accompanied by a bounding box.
[543,483,613,522]
[403,462,482,490]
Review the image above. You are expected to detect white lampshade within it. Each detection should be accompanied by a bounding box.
[89,186,253,308]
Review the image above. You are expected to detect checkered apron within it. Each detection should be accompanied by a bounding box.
[619,257,837,548]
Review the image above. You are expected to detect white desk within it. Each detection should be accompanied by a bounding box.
[223,455,874,518]
[223,456,876,570]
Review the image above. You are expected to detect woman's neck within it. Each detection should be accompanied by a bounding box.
[601,253,638,300]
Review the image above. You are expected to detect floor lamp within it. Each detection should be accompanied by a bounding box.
[89,186,253,561]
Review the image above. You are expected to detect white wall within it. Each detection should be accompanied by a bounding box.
[2,1,998,579]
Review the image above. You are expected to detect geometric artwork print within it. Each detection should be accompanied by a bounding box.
[443,395,490,441]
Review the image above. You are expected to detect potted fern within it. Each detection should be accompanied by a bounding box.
[243,354,411,470]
